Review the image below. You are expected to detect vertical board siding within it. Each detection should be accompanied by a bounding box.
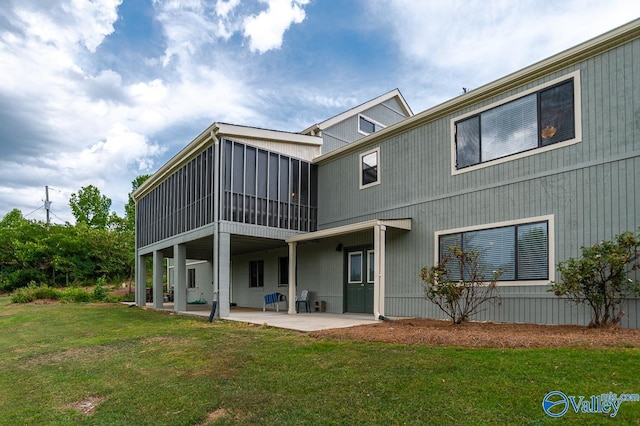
[316,37,640,327]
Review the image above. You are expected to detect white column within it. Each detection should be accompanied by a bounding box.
[174,244,187,311]
[288,241,297,314]
[136,254,147,307]
[373,224,387,320]
[153,250,164,309]
[218,232,231,317]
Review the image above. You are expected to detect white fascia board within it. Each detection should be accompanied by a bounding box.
[285,218,411,243]
[216,123,322,146]
[301,89,413,135]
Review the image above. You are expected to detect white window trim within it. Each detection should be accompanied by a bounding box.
[359,147,381,189]
[434,214,555,286]
[348,252,363,283]
[450,70,582,175]
[367,249,375,283]
[358,114,386,136]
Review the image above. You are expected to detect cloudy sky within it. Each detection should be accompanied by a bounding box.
[1,0,638,223]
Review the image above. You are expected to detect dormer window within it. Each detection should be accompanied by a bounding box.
[358,114,385,135]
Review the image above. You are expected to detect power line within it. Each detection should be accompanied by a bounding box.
[24,205,44,218]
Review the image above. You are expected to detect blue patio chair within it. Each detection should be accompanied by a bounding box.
[296,290,311,313]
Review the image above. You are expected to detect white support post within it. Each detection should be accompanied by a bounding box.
[218,232,231,317]
[153,250,164,309]
[288,241,297,314]
[174,244,187,312]
[373,224,387,320]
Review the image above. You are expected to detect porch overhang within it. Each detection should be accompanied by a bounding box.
[285,218,411,320]
[284,218,412,243]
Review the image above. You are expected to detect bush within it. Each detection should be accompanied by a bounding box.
[549,228,640,327]
[420,246,502,324]
[10,283,59,303]
[58,287,93,303]
[92,276,108,301]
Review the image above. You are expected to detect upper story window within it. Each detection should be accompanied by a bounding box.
[452,71,581,174]
[358,114,385,135]
[435,215,554,284]
[359,147,380,189]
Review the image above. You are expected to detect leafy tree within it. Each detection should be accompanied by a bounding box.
[549,229,640,327]
[420,246,502,324]
[0,207,133,292]
[69,185,112,229]
[124,174,151,232]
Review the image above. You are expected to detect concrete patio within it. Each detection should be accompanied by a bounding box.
[145,303,378,332]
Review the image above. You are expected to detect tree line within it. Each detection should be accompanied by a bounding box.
[0,176,149,293]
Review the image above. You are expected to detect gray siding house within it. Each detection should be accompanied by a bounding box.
[134,21,640,328]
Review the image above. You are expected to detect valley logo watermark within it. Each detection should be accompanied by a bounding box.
[542,390,640,418]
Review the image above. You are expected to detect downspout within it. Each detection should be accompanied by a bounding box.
[211,128,221,318]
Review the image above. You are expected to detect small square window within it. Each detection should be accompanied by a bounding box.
[360,148,380,188]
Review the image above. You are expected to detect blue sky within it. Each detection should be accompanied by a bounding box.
[1,0,638,223]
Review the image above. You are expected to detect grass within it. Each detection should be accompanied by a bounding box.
[0,296,639,425]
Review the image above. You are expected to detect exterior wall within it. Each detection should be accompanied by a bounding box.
[225,135,320,162]
[230,231,373,313]
[315,38,640,327]
[321,102,410,153]
[168,260,214,304]
[230,248,289,308]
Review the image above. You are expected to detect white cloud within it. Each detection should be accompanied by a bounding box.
[243,0,309,53]
[215,0,240,18]
[368,0,640,109]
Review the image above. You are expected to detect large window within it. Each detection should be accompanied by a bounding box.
[359,147,380,188]
[453,72,580,172]
[249,260,264,288]
[436,217,552,283]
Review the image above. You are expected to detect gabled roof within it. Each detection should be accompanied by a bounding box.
[300,88,413,136]
[313,18,640,165]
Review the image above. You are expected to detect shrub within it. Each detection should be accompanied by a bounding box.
[92,276,108,301]
[59,287,92,303]
[10,283,59,303]
[420,246,502,324]
[549,229,640,327]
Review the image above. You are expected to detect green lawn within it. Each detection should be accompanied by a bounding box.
[0,296,638,425]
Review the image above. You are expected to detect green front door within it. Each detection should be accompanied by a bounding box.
[345,248,374,313]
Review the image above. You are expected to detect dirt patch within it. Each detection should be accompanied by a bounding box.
[310,318,640,348]
[197,408,229,425]
[68,397,105,416]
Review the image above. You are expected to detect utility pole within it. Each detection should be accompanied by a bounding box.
[45,185,51,225]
